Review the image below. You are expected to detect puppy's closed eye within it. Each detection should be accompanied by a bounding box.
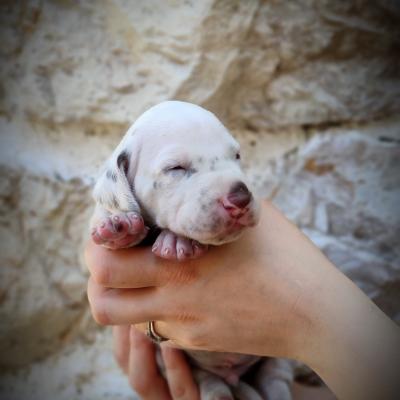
[163,164,197,177]
[165,165,187,172]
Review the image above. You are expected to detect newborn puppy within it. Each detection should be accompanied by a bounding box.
[90,101,294,400]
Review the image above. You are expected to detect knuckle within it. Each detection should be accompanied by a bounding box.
[164,264,198,286]
[180,329,207,350]
[129,374,153,397]
[88,295,110,325]
[91,258,111,286]
[171,388,185,399]
[170,383,187,399]
[92,305,110,326]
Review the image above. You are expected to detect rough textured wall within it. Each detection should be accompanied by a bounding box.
[0,1,399,399]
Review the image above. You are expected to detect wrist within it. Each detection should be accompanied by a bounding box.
[297,266,400,400]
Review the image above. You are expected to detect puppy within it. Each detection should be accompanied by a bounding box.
[90,101,294,400]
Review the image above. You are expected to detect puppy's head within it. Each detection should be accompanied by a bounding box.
[128,101,260,245]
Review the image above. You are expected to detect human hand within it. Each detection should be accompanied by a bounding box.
[113,325,199,400]
[86,200,400,400]
[86,201,328,359]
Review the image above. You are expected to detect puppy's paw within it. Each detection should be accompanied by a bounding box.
[91,211,149,249]
[152,229,208,261]
[258,379,292,400]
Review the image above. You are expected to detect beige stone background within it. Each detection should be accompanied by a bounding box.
[0,0,399,399]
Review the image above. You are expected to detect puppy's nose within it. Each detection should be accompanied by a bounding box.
[225,182,252,210]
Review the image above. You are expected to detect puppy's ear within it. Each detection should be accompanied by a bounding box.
[93,136,141,214]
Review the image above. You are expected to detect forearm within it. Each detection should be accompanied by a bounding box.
[254,203,400,398]
[300,265,400,400]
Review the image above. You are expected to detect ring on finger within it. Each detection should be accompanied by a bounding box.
[146,320,168,344]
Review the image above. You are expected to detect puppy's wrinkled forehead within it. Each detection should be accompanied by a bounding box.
[135,102,239,165]
[152,142,240,174]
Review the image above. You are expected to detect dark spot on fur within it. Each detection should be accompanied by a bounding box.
[187,168,196,177]
[117,151,130,175]
[111,196,119,209]
[201,204,208,212]
[211,221,219,231]
[106,169,118,182]
[152,181,163,190]
[158,181,164,190]
[200,222,209,231]
[197,156,204,163]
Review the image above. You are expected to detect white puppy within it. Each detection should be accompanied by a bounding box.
[90,101,294,400]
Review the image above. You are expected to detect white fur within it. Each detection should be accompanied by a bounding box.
[92,101,259,245]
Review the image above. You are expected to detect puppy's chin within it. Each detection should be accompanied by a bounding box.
[186,219,257,246]
[203,230,245,246]
[171,201,260,246]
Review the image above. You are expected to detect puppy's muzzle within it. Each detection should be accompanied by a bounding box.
[221,181,253,218]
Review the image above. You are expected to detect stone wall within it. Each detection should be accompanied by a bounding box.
[0,1,399,399]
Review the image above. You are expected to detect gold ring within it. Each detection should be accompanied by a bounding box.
[146,320,168,343]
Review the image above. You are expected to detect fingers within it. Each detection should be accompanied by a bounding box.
[128,326,171,400]
[85,239,195,289]
[85,239,162,288]
[161,345,200,400]
[113,326,130,373]
[87,277,164,325]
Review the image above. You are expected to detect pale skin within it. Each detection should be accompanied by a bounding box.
[86,201,400,400]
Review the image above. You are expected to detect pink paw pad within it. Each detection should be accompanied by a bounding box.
[152,229,208,261]
[92,212,148,249]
